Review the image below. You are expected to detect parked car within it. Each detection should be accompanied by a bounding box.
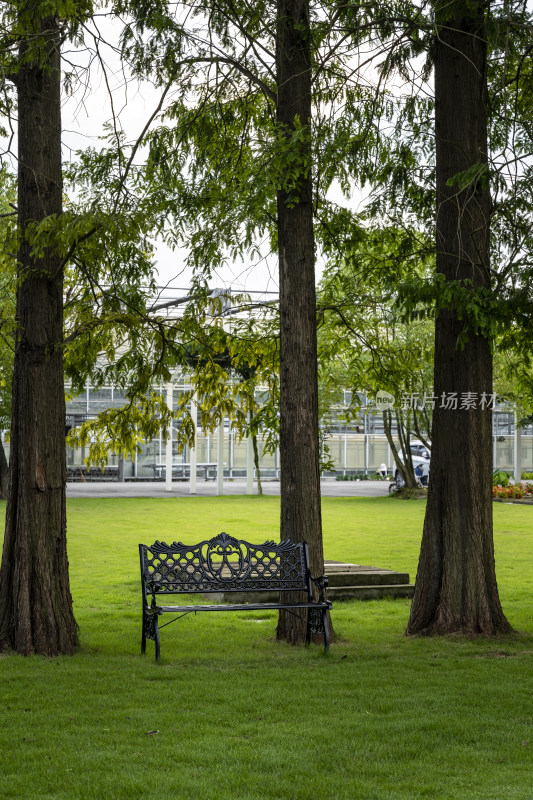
[393,441,431,489]
[409,440,431,460]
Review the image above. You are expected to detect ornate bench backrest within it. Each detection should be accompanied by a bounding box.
[140,532,310,595]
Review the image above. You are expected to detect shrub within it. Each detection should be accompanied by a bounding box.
[493,470,511,487]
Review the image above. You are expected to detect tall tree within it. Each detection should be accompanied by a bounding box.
[1,1,189,655]
[406,0,511,635]
[0,7,78,654]
[275,0,325,644]
[116,0,340,644]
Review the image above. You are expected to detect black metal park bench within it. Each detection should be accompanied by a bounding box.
[139,532,332,660]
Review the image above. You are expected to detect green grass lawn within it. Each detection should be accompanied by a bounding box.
[0,496,532,800]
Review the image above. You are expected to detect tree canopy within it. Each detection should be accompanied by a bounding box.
[1,0,532,652]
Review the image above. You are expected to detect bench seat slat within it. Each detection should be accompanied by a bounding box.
[156,601,331,613]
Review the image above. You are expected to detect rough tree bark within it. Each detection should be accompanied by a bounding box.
[0,16,78,654]
[406,0,511,636]
[0,438,8,499]
[276,0,328,645]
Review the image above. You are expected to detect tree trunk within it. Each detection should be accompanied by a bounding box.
[276,0,328,645]
[383,409,417,488]
[0,437,8,499]
[251,433,263,496]
[407,0,511,636]
[0,17,78,655]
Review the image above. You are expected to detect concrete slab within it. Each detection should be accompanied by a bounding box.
[66,478,392,499]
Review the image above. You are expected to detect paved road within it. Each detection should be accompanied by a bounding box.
[66,478,392,499]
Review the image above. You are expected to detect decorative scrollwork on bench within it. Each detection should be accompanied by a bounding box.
[142,532,308,593]
[142,609,159,642]
[307,607,326,636]
[139,533,332,660]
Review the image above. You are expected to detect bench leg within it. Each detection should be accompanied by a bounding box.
[305,615,311,647]
[142,610,161,660]
[141,609,149,655]
[323,609,330,653]
[306,608,330,652]
[154,618,161,661]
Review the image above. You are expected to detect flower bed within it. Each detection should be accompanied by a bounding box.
[492,482,533,499]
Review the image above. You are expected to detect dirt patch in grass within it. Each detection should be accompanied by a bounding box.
[391,487,428,500]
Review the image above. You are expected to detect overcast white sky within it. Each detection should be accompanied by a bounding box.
[0,9,373,299]
[62,53,280,296]
[58,11,369,299]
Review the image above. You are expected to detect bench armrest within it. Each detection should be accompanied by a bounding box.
[310,574,328,603]
[144,577,162,608]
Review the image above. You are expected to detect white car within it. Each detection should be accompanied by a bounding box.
[393,443,431,489]
[409,440,431,460]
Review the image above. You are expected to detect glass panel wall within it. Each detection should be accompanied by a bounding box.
[345,437,365,469]
[494,437,514,470]
[232,439,248,469]
[368,435,389,471]
[194,433,209,463]
[256,436,276,468]
[50,383,533,479]
[325,435,344,469]
[521,436,533,472]
[136,440,160,478]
